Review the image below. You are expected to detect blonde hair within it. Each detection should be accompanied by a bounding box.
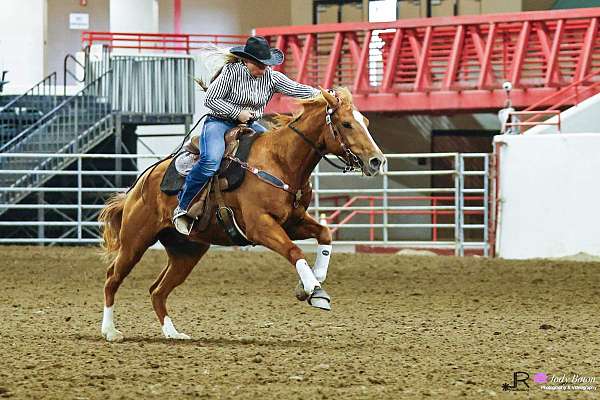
[194,46,243,91]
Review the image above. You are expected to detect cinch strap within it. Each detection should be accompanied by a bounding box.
[225,155,305,208]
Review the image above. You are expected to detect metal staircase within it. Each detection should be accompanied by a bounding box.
[0,73,59,143]
[0,70,114,210]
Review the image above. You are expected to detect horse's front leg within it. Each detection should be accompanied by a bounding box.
[288,212,332,285]
[245,212,321,299]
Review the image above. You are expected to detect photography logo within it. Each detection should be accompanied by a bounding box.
[502,372,530,391]
[503,371,597,392]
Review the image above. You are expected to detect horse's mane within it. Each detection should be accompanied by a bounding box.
[268,87,354,130]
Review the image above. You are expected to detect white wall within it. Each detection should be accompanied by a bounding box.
[0,0,47,93]
[526,92,600,135]
[495,133,600,259]
[110,0,158,33]
[158,0,292,36]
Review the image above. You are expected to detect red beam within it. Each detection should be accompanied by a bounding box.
[380,29,403,92]
[443,25,464,90]
[469,26,486,65]
[273,35,286,73]
[477,23,497,89]
[576,17,598,81]
[346,32,362,65]
[544,19,564,86]
[265,88,578,114]
[352,30,371,93]
[288,36,302,68]
[510,21,531,87]
[173,0,182,34]
[296,34,314,83]
[415,26,433,92]
[324,32,344,88]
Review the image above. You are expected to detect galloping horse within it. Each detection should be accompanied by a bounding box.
[98,88,385,341]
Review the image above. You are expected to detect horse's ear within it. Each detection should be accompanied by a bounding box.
[319,86,337,108]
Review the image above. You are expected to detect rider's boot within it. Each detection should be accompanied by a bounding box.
[172,206,194,235]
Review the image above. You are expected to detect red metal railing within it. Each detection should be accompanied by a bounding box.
[502,69,600,132]
[81,31,247,53]
[255,7,600,113]
[322,195,484,241]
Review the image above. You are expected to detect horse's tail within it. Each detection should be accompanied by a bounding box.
[99,192,126,260]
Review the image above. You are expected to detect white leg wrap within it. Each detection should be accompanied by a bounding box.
[313,244,332,283]
[295,259,320,295]
[101,305,123,342]
[162,316,191,340]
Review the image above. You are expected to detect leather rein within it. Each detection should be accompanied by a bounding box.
[288,90,363,173]
[226,89,361,208]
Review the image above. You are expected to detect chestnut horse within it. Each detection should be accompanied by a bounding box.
[98,88,385,341]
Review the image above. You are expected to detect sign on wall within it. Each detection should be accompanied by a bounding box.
[69,13,89,30]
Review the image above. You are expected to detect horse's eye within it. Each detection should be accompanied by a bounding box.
[342,122,352,129]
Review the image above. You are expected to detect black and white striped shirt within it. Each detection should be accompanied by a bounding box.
[204,61,320,120]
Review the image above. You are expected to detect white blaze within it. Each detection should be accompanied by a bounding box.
[352,109,379,149]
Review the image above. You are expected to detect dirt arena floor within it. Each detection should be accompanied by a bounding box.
[0,246,599,399]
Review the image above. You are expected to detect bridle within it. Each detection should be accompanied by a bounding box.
[288,89,363,173]
[222,90,365,209]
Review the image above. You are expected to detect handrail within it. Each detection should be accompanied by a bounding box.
[0,72,57,113]
[505,110,561,133]
[515,69,600,130]
[63,53,86,96]
[0,69,112,153]
[81,31,247,53]
[523,69,600,113]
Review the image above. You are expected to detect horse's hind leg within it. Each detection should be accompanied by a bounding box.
[102,224,157,342]
[151,233,209,339]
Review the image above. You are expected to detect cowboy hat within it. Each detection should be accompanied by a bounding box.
[230,36,284,66]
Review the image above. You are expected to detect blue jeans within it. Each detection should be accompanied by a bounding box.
[177,116,266,210]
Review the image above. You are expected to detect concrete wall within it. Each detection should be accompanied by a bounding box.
[495,133,600,259]
[158,0,292,35]
[481,0,522,14]
[398,0,554,18]
[47,0,109,85]
[522,0,556,11]
[0,0,47,93]
[291,0,312,25]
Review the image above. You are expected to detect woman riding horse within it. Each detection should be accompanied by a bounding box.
[99,41,385,341]
[173,36,320,235]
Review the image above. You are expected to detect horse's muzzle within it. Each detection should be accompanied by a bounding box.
[364,155,386,176]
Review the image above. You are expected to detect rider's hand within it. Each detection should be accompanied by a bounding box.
[238,110,253,123]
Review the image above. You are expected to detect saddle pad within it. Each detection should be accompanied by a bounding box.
[160,157,186,195]
[160,131,262,196]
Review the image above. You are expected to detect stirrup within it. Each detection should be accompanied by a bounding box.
[173,207,194,235]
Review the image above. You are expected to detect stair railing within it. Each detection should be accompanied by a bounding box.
[0,72,58,143]
[0,69,112,154]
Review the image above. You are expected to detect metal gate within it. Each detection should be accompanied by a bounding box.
[0,152,490,255]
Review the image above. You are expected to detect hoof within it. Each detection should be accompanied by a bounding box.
[102,327,124,342]
[308,287,331,311]
[165,332,191,340]
[162,317,191,340]
[295,280,310,301]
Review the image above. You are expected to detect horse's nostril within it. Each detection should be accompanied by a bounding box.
[369,157,381,171]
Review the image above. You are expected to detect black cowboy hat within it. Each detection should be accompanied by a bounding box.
[230,36,284,66]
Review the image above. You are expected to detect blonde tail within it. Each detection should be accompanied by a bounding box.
[98,193,126,261]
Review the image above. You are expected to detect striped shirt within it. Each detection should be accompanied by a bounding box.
[204,61,320,120]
